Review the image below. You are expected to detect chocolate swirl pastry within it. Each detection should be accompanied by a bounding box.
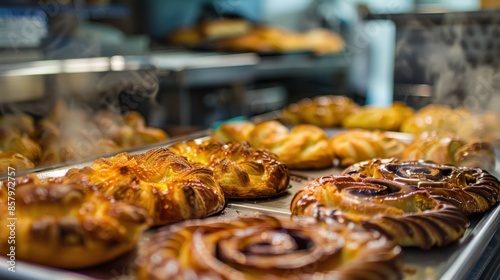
[342,158,500,215]
[136,215,403,280]
[62,147,225,226]
[290,175,468,249]
[0,175,149,269]
[168,139,290,199]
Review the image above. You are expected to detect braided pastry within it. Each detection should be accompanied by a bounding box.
[63,147,225,226]
[281,95,360,127]
[168,139,290,199]
[0,175,149,269]
[342,102,415,131]
[401,132,496,171]
[342,158,500,215]
[136,215,403,280]
[329,130,408,167]
[290,175,468,249]
[212,120,333,169]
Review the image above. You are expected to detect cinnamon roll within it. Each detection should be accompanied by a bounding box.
[62,147,226,226]
[136,215,403,280]
[168,139,290,199]
[342,158,500,215]
[0,175,149,269]
[290,175,469,249]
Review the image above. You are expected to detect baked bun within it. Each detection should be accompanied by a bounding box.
[342,158,500,215]
[291,175,468,249]
[401,132,496,171]
[0,151,35,172]
[400,104,471,135]
[168,139,290,198]
[0,175,149,269]
[63,147,225,226]
[281,95,359,127]
[342,102,415,131]
[456,112,500,145]
[212,120,333,169]
[136,215,403,280]
[329,130,408,167]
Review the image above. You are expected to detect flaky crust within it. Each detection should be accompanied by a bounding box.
[212,120,333,170]
[342,102,415,131]
[136,215,403,280]
[401,132,496,171]
[329,129,408,167]
[342,158,500,215]
[63,148,225,226]
[291,175,469,249]
[0,175,149,269]
[168,140,290,198]
[281,95,359,127]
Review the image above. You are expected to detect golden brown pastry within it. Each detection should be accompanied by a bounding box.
[167,26,203,47]
[212,120,255,143]
[212,120,333,169]
[456,112,500,145]
[400,104,471,135]
[303,28,345,54]
[290,175,469,249]
[136,215,403,280]
[168,139,290,198]
[63,147,225,226]
[199,18,252,40]
[0,151,35,172]
[281,95,360,127]
[401,132,496,171]
[329,129,408,167]
[342,158,500,215]
[0,175,149,269]
[342,102,415,131]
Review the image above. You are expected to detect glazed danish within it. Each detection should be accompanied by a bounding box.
[342,158,500,215]
[329,129,408,167]
[63,147,225,226]
[0,175,149,269]
[281,95,359,127]
[212,120,333,169]
[290,175,468,249]
[136,215,403,280]
[168,139,290,199]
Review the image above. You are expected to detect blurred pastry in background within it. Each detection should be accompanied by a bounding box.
[342,102,415,131]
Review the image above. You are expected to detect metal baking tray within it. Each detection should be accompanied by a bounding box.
[1,130,499,280]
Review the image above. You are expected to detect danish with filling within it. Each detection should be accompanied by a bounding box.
[290,175,469,249]
[136,215,403,280]
[342,158,500,215]
[168,139,290,199]
[62,147,226,226]
[0,175,150,269]
[212,120,333,170]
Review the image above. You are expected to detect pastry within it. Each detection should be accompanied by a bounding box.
[281,95,360,127]
[0,151,35,172]
[0,175,149,269]
[168,139,290,198]
[290,175,469,249]
[456,112,500,145]
[401,132,496,171]
[136,215,403,280]
[63,147,225,226]
[342,158,500,215]
[400,104,471,135]
[329,129,408,167]
[342,102,415,131]
[212,120,334,169]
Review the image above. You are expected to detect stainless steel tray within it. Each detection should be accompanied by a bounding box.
[1,130,499,280]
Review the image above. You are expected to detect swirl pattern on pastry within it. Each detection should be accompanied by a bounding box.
[63,147,225,226]
[401,132,496,171]
[342,158,500,215]
[0,175,149,269]
[281,95,360,127]
[212,120,333,169]
[168,139,290,199]
[329,130,408,167]
[291,175,469,249]
[136,215,403,280]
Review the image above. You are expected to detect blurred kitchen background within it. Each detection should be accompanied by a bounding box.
[0,0,499,134]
